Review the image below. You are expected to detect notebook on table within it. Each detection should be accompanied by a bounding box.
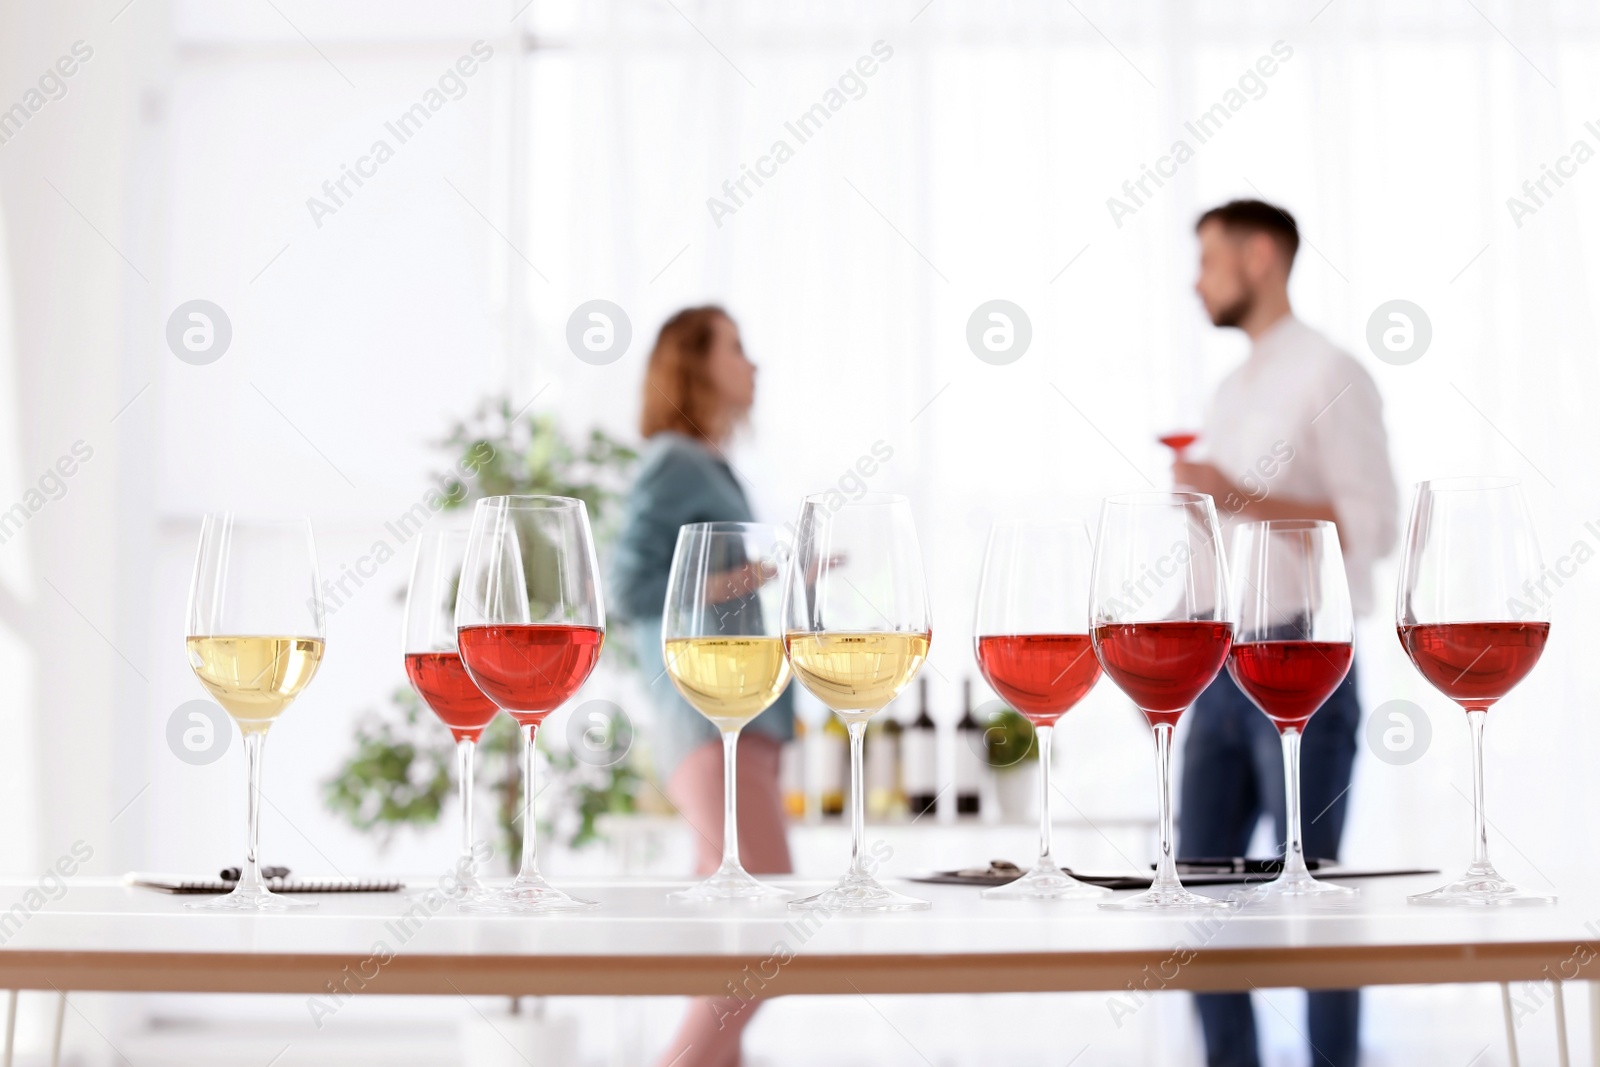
[126,873,404,895]
[911,859,1439,889]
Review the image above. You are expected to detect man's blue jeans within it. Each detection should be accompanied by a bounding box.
[1178,663,1362,1067]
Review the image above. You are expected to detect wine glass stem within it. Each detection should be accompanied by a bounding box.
[241,730,266,894]
[720,729,741,872]
[518,723,541,881]
[1279,727,1308,877]
[456,737,478,872]
[847,719,868,877]
[1468,708,1491,870]
[1036,724,1055,866]
[1152,722,1179,889]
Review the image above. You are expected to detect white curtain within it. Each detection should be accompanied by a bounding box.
[519,0,1600,887]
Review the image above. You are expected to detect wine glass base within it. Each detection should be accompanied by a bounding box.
[981,861,1110,901]
[670,865,789,902]
[186,885,316,911]
[789,870,930,912]
[1100,880,1232,911]
[1408,866,1556,907]
[1231,871,1359,909]
[459,875,599,914]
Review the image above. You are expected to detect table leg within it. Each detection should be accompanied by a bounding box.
[1554,978,1570,1067]
[3,990,15,1067]
[1590,981,1600,1067]
[1501,983,1521,1067]
[49,992,64,1067]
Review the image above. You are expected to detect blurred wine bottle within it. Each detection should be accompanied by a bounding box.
[819,712,848,816]
[904,676,938,818]
[955,678,983,816]
[780,725,806,820]
[865,713,903,819]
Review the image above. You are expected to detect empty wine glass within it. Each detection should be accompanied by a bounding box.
[185,514,325,911]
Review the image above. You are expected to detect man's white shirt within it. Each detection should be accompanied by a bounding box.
[1202,314,1399,617]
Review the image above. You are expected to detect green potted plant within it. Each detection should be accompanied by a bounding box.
[983,706,1040,822]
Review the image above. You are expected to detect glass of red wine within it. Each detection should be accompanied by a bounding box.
[1090,492,1233,910]
[973,519,1108,901]
[1398,478,1553,907]
[1226,520,1357,906]
[1158,431,1199,458]
[455,495,606,913]
[404,529,501,900]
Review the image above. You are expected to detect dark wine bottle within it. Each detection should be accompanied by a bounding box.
[903,676,938,817]
[954,678,983,816]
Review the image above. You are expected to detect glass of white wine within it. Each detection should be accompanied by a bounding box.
[782,494,931,912]
[662,522,793,902]
[185,513,325,911]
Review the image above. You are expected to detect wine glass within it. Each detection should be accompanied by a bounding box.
[455,495,605,913]
[1226,520,1357,906]
[782,494,931,912]
[662,522,792,901]
[185,514,325,911]
[1397,478,1553,906]
[1158,432,1199,458]
[973,519,1108,901]
[1090,492,1232,911]
[404,529,500,899]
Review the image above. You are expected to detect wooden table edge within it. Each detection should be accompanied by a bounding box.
[0,942,1593,996]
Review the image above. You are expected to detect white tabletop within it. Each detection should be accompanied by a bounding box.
[0,876,1592,997]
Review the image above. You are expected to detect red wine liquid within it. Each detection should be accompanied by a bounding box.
[975,633,1100,725]
[1398,621,1549,710]
[404,651,501,743]
[1158,432,1198,453]
[1227,641,1352,733]
[457,624,604,725]
[1092,621,1233,727]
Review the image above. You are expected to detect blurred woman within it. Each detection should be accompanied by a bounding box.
[611,306,794,1067]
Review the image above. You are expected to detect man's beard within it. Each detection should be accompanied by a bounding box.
[1210,290,1254,328]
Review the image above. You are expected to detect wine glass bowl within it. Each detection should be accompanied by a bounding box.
[185,514,325,911]
[1225,519,1357,907]
[1158,431,1199,457]
[1090,492,1233,911]
[455,495,606,913]
[782,494,931,912]
[973,519,1108,901]
[1397,477,1553,907]
[662,522,793,902]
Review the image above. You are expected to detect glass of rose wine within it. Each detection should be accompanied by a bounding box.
[973,519,1107,901]
[1398,478,1553,907]
[404,529,501,900]
[455,495,605,913]
[1091,492,1233,911]
[782,494,932,912]
[1226,520,1357,906]
[662,522,793,901]
[1158,432,1199,458]
[185,514,325,911]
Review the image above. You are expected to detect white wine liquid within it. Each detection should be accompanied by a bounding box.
[784,631,931,722]
[186,635,325,734]
[664,636,791,730]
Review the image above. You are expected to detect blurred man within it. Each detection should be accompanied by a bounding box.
[1176,200,1398,1067]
